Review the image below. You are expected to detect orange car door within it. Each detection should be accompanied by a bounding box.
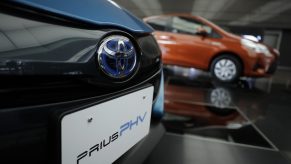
[157,16,219,70]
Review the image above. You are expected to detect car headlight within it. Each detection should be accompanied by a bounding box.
[241,39,272,57]
[241,38,258,51]
[256,44,272,57]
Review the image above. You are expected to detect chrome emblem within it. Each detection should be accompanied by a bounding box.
[97,35,137,78]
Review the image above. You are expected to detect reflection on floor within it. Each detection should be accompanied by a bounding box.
[145,66,291,164]
[144,133,289,164]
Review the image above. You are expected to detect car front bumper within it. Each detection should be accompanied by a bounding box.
[244,53,277,77]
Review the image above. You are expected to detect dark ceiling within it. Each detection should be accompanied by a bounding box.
[113,0,291,29]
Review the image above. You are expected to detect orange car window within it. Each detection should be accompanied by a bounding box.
[146,16,171,31]
[171,16,212,35]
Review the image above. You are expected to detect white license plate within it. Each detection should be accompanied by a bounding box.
[61,86,154,164]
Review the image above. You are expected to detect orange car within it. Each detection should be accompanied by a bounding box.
[144,14,279,82]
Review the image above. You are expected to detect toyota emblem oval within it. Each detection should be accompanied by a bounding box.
[97,35,137,79]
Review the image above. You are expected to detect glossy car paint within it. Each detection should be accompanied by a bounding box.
[13,0,153,33]
[0,1,163,164]
[144,14,278,77]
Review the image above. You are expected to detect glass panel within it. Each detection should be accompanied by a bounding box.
[146,16,171,31]
[171,16,212,35]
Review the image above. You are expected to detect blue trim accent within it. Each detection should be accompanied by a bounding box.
[152,71,164,119]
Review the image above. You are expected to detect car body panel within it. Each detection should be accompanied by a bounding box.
[13,0,153,33]
[0,12,161,84]
[0,1,163,164]
[156,31,218,69]
[145,14,278,77]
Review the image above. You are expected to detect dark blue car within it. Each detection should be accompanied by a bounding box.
[0,0,164,163]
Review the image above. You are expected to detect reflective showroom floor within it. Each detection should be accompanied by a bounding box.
[145,66,291,164]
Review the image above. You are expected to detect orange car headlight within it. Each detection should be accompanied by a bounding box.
[241,39,272,57]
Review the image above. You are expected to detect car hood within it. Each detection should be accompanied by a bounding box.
[14,0,153,34]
